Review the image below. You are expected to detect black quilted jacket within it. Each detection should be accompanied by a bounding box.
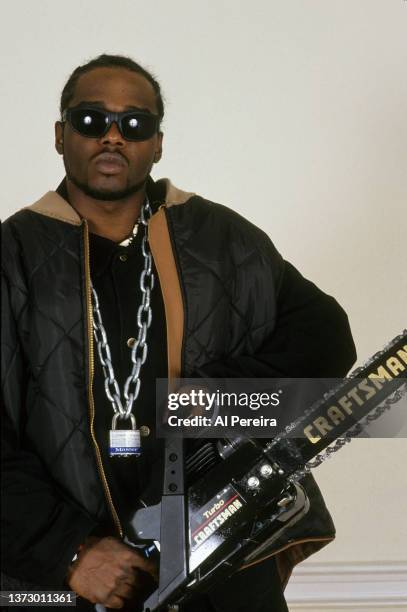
[1,178,356,589]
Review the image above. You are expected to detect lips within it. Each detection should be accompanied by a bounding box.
[94,152,127,175]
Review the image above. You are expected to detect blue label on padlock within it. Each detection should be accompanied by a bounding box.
[109,429,141,457]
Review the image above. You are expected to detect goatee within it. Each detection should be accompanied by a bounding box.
[65,168,148,202]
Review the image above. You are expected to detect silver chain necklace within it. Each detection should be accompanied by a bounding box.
[91,197,154,457]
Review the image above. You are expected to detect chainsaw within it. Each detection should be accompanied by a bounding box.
[128,331,407,612]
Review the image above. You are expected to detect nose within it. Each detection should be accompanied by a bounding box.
[101,120,125,146]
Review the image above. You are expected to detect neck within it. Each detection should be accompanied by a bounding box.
[66,179,146,242]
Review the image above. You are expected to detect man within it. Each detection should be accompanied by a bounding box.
[1,54,356,611]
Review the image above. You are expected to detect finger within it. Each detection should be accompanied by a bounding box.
[129,557,157,581]
[113,580,137,600]
[147,564,159,582]
[126,551,157,574]
[106,572,153,608]
[115,567,139,584]
[103,594,125,609]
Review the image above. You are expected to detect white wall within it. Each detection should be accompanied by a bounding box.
[1,0,406,601]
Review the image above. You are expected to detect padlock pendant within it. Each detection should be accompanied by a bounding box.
[109,413,142,457]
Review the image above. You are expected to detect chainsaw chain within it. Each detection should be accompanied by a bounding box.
[289,382,407,483]
[268,329,407,483]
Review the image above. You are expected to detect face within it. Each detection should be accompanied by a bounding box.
[55,67,163,201]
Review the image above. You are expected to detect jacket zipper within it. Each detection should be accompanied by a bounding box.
[82,220,123,538]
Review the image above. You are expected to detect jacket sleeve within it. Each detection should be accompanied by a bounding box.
[192,256,356,587]
[195,259,357,378]
[1,261,98,588]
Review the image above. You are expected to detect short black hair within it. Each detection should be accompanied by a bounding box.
[60,54,165,123]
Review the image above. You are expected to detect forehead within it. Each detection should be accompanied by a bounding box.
[70,67,158,113]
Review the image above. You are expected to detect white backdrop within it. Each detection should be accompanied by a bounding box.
[1,0,406,568]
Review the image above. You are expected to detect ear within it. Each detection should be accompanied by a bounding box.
[153,131,164,163]
[55,121,64,155]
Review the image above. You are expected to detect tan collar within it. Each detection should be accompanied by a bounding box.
[25,178,195,226]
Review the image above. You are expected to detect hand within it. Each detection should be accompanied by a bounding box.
[66,536,157,608]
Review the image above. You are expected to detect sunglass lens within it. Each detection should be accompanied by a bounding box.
[70,109,108,137]
[122,114,158,140]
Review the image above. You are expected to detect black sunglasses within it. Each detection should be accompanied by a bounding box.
[62,106,160,141]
